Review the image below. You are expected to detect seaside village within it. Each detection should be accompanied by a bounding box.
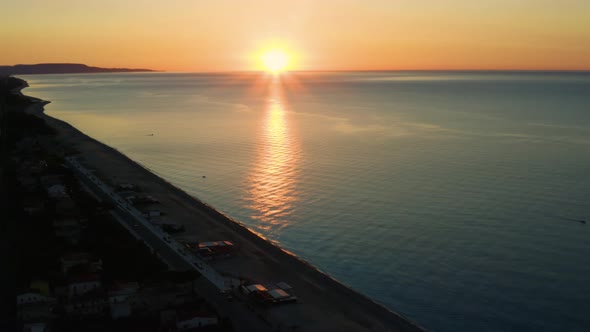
[2,78,299,332]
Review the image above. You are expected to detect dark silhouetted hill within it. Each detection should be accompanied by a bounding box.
[0,63,155,75]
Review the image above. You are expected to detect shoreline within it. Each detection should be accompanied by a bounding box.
[16,77,426,332]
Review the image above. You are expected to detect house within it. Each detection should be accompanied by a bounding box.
[68,274,101,298]
[17,303,56,322]
[197,241,234,257]
[61,252,103,275]
[22,322,49,332]
[46,184,68,199]
[22,196,45,216]
[147,210,161,217]
[117,191,137,199]
[53,218,81,244]
[160,303,219,331]
[17,293,57,322]
[17,293,57,306]
[241,283,297,304]
[18,175,39,193]
[65,288,107,318]
[176,310,218,330]
[40,174,63,188]
[160,223,185,234]
[107,282,140,319]
[29,160,48,174]
[108,282,140,303]
[276,282,293,291]
[14,137,36,154]
[267,288,297,303]
[241,284,267,295]
[116,183,137,191]
[29,280,51,297]
[126,194,159,205]
[143,210,162,219]
[128,282,195,315]
[55,197,77,215]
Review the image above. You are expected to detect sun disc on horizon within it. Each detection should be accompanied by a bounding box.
[261,50,289,73]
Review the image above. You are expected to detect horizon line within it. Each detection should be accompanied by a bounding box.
[5,63,590,75]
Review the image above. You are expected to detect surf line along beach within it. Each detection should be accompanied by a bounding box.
[16,77,426,332]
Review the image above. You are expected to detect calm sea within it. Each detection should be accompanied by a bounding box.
[22,72,590,331]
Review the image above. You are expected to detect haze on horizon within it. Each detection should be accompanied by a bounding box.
[2,0,590,72]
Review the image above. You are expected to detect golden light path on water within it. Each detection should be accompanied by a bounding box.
[246,77,300,236]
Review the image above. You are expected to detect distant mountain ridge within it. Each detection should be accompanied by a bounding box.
[0,63,155,75]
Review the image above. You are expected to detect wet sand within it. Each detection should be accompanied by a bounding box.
[21,81,426,331]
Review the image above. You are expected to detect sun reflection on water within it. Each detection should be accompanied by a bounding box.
[246,78,300,235]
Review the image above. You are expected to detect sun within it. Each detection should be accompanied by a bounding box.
[261,50,289,74]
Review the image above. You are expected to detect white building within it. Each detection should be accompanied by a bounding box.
[17,293,56,306]
[22,322,48,332]
[61,252,103,274]
[65,289,107,318]
[68,275,101,298]
[47,184,68,199]
[108,282,140,319]
[176,311,218,330]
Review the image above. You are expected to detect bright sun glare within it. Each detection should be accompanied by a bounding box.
[261,50,289,73]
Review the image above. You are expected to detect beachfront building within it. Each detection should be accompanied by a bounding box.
[65,288,107,318]
[29,280,51,297]
[39,174,63,188]
[22,322,49,332]
[159,303,219,331]
[107,282,140,319]
[197,240,235,257]
[67,274,101,298]
[176,311,218,330]
[17,293,57,306]
[46,184,68,199]
[55,197,77,215]
[22,195,45,216]
[129,285,194,314]
[16,293,57,322]
[241,283,297,305]
[60,252,103,275]
[18,174,39,194]
[116,183,137,191]
[53,218,81,244]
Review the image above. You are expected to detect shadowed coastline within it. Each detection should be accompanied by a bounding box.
[0,63,155,75]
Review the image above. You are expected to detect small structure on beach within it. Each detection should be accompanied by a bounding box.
[144,210,162,218]
[116,183,137,191]
[197,241,235,257]
[126,194,159,205]
[240,283,297,305]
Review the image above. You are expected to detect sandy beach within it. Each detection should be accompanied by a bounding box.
[21,80,426,332]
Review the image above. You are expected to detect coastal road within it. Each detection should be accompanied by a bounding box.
[66,156,275,332]
[66,156,229,285]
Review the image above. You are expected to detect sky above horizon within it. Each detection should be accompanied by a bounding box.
[1,0,590,72]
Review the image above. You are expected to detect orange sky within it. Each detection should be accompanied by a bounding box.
[1,0,589,71]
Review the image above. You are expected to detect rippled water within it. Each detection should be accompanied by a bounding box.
[22,72,590,331]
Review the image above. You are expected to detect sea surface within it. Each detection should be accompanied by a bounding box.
[22,71,590,331]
